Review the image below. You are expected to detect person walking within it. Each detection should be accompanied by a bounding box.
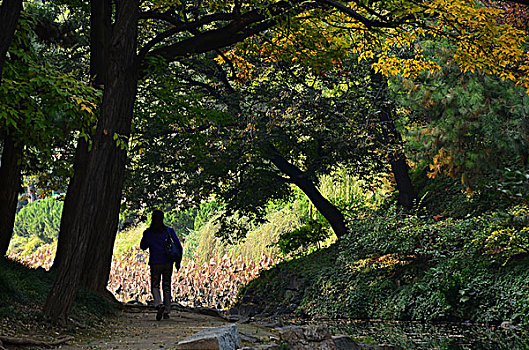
[140,210,183,320]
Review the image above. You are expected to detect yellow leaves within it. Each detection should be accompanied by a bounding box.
[80,104,93,114]
[72,96,97,115]
[214,49,255,84]
[347,0,529,90]
[372,53,441,79]
[352,26,442,79]
[427,148,456,179]
[423,0,529,87]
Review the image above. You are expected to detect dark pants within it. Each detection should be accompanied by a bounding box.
[150,263,173,314]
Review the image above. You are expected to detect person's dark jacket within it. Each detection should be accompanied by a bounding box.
[140,227,182,265]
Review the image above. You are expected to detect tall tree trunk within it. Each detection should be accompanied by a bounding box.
[0,0,23,80]
[79,0,125,295]
[267,145,349,238]
[0,0,24,258]
[44,0,139,322]
[52,0,111,272]
[370,70,417,209]
[0,134,23,256]
[52,138,89,269]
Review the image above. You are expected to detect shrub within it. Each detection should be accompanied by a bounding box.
[10,198,62,255]
[276,218,331,256]
[343,206,515,262]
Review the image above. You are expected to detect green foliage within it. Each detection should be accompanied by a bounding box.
[184,201,303,265]
[392,39,529,193]
[193,201,223,232]
[494,166,529,204]
[11,198,63,255]
[239,207,529,326]
[276,217,331,256]
[481,205,529,261]
[382,257,529,324]
[409,163,509,217]
[0,9,99,195]
[164,207,197,240]
[113,223,146,256]
[0,259,51,310]
[344,208,497,260]
[232,205,301,263]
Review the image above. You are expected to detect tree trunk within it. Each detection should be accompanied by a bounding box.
[0,0,24,258]
[390,156,416,210]
[0,0,23,80]
[52,138,89,269]
[52,0,111,272]
[370,69,417,209]
[0,133,23,256]
[44,0,139,322]
[79,0,124,294]
[267,145,349,238]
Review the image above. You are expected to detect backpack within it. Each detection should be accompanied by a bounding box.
[164,229,182,269]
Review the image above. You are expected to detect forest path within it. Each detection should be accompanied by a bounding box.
[57,308,275,349]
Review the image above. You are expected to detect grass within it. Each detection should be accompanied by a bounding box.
[113,222,147,256]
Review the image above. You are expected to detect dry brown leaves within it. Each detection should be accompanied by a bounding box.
[10,246,276,310]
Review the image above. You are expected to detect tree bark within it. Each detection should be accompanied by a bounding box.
[0,133,23,256]
[266,145,349,238]
[52,0,112,273]
[44,0,139,322]
[0,0,23,81]
[79,0,125,294]
[0,0,24,258]
[52,138,89,269]
[389,156,416,210]
[370,70,417,209]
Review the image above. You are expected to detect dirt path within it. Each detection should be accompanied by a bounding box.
[57,309,276,349]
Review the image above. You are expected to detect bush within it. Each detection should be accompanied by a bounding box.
[0,257,115,327]
[276,218,331,256]
[10,198,63,255]
[344,206,515,262]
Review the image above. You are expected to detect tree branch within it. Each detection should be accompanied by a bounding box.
[147,1,297,62]
[316,0,406,28]
[0,335,73,347]
[139,12,238,60]
[139,10,182,26]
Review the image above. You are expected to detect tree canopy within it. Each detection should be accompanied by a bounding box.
[2,0,529,322]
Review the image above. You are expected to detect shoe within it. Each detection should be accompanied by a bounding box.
[163,313,170,320]
[156,305,164,321]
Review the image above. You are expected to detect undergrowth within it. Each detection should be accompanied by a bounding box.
[239,208,529,326]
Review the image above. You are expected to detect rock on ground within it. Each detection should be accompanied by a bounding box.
[176,324,241,350]
[279,325,337,350]
[332,335,362,350]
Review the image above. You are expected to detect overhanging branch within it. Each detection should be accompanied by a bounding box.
[147,1,298,62]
